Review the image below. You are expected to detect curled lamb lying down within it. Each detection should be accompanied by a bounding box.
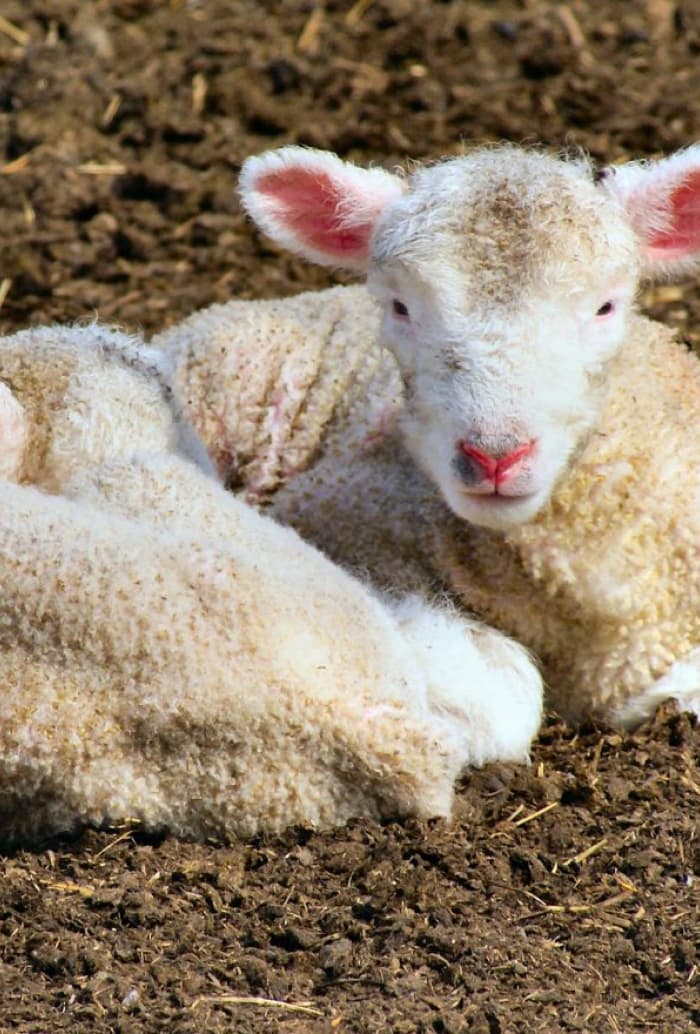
[157,141,700,728]
[0,324,541,845]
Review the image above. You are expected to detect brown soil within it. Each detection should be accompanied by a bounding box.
[0,2,698,1031]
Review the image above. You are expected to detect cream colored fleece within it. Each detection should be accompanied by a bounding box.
[1,471,472,845]
[0,321,212,488]
[157,291,700,724]
[2,321,534,845]
[154,285,401,500]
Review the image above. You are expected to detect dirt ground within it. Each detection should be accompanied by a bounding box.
[0,1,699,1031]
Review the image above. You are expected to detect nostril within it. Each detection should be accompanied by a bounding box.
[458,439,537,485]
[459,443,500,481]
[498,441,536,472]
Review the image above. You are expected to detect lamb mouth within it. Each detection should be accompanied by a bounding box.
[452,487,545,527]
[457,488,540,504]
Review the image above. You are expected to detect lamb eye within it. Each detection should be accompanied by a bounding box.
[596,301,615,317]
[392,299,410,320]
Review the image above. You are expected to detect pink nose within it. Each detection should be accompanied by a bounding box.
[459,440,536,487]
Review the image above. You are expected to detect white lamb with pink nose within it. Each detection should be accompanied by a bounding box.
[159,142,700,727]
[239,145,673,530]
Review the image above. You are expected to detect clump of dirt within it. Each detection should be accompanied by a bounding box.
[0,2,699,1032]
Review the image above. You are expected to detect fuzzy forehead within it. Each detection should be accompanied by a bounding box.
[372,148,639,299]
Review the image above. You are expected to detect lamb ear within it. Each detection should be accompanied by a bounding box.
[599,144,700,278]
[239,146,406,271]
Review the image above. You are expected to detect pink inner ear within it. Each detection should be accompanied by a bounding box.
[257,167,374,260]
[647,169,700,258]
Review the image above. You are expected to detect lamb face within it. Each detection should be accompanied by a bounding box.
[240,142,700,531]
[365,151,640,530]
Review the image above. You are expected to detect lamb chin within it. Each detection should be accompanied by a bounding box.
[449,487,547,530]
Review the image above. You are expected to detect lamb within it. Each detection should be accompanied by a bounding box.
[155,141,700,727]
[0,322,542,845]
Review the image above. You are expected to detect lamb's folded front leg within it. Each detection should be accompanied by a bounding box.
[386,594,543,766]
[611,647,700,728]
